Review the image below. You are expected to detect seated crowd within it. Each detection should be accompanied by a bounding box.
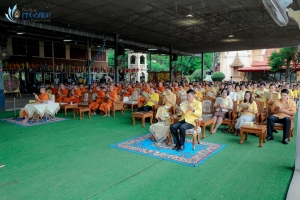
[24,79,299,148]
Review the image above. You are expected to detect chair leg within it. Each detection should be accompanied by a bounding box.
[202,125,206,139]
[197,134,200,144]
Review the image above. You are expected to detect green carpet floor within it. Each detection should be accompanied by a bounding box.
[0,110,296,200]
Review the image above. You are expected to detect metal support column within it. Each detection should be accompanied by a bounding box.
[0,59,4,111]
[87,39,91,86]
[52,41,55,83]
[201,53,204,82]
[114,34,119,82]
[169,46,173,82]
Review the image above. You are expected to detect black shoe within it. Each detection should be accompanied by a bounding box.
[282,138,289,144]
[266,135,274,141]
[172,144,179,150]
[177,145,185,151]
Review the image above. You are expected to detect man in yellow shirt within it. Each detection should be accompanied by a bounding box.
[138,87,159,112]
[266,89,296,144]
[170,89,202,151]
[284,83,294,97]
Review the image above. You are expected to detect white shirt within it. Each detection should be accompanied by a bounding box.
[229,91,237,101]
[54,78,59,85]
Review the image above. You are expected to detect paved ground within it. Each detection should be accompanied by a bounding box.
[4,93,33,111]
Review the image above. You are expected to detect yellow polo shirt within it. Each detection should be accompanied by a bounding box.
[145,93,159,107]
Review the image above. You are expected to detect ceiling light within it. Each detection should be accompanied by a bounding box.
[228,34,234,38]
[17,32,24,35]
[148,48,157,51]
[97,45,101,47]
[63,39,72,42]
[124,48,130,50]
[186,14,194,18]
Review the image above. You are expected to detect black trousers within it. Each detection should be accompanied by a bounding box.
[138,106,152,112]
[267,116,290,139]
[170,120,194,145]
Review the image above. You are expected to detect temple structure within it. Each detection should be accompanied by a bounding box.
[220,49,299,82]
[127,53,148,82]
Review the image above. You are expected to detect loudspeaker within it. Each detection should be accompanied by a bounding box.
[173,53,178,61]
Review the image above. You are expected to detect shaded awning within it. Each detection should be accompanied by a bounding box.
[238,66,270,72]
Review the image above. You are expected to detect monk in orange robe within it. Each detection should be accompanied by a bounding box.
[123,85,133,97]
[50,85,58,95]
[22,88,49,124]
[63,85,82,103]
[173,83,180,92]
[155,82,165,94]
[99,85,118,117]
[79,84,86,93]
[89,86,105,115]
[90,82,98,92]
[55,84,69,102]
[138,83,151,107]
[116,83,122,93]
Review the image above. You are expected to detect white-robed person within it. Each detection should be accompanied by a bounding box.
[234,91,258,136]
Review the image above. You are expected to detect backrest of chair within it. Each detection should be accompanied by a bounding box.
[176,95,181,106]
[254,99,264,113]
[90,92,97,101]
[232,100,238,113]
[158,94,164,105]
[266,101,274,117]
[202,96,216,115]
[118,94,124,102]
[81,92,90,102]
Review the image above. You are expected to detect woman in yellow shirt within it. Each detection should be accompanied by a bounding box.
[155,86,176,121]
[234,91,258,136]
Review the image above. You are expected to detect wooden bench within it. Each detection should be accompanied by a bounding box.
[132,111,153,127]
[72,107,91,120]
[240,124,267,147]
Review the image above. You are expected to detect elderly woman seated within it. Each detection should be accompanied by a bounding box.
[234,91,258,136]
[212,88,233,134]
[155,86,176,122]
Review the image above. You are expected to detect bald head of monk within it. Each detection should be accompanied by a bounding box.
[60,84,65,89]
[40,87,46,93]
[109,85,114,92]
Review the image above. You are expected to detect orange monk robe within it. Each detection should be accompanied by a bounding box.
[184,86,189,91]
[89,90,105,111]
[138,87,151,107]
[156,86,165,94]
[63,89,82,103]
[80,87,86,93]
[99,91,118,113]
[114,86,118,93]
[23,93,50,116]
[91,87,97,92]
[55,89,69,102]
[117,86,122,93]
[173,87,180,92]
[123,88,133,97]
[51,88,58,95]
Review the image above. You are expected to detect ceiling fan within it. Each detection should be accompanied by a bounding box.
[262,0,300,28]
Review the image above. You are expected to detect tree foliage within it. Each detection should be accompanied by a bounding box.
[108,50,216,76]
[190,69,205,81]
[268,47,300,81]
[211,72,225,82]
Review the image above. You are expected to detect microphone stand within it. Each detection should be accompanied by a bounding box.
[13,97,18,119]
